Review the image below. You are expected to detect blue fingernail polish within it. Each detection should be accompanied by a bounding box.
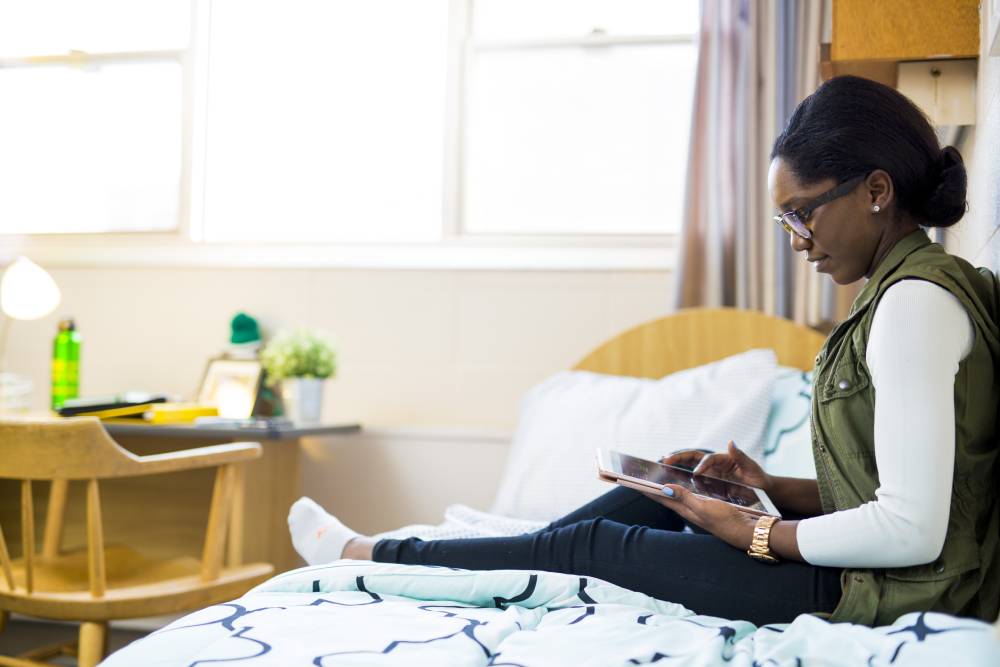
[662,487,675,497]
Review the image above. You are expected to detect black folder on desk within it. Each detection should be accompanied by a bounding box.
[58,393,168,418]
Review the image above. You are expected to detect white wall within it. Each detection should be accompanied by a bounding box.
[6,268,671,429]
[299,428,511,534]
[948,4,1000,270]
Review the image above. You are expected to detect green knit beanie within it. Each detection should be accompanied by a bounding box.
[230,312,261,345]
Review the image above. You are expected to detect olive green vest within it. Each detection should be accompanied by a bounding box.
[811,229,1000,626]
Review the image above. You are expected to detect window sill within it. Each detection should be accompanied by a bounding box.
[1,235,678,271]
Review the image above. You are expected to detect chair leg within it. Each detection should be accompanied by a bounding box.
[17,640,75,662]
[0,654,59,667]
[77,621,107,667]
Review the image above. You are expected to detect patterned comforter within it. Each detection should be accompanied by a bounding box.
[102,560,1000,666]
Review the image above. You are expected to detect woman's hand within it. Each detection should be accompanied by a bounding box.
[659,449,710,471]
[635,481,758,550]
[653,483,803,561]
[614,470,807,561]
[669,441,772,492]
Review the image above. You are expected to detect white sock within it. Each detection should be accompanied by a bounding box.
[287,497,359,565]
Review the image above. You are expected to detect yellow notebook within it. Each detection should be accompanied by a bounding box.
[83,403,158,420]
[98,403,219,424]
[143,403,219,424]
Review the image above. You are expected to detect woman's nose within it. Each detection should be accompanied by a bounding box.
[790,232,812,254]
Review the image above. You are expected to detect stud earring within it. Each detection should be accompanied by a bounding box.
[872,204,881,213]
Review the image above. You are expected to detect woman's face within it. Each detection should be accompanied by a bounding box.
[767,158,880,285]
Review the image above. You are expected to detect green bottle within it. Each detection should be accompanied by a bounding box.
[52,318,81,411]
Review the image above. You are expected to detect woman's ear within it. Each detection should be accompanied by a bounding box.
[865,169,894,214]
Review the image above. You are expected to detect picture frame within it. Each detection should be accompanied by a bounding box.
[196,357,263,418]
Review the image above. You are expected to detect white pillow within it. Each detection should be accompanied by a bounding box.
[490,349,779,521]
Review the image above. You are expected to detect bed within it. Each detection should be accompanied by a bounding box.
[101,308,1000,666]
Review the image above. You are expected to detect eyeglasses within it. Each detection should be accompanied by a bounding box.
[773,175,866,240]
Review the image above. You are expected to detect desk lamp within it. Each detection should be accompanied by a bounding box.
[0,256,62,410]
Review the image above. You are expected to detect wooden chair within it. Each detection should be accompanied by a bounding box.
[0,417,275,667]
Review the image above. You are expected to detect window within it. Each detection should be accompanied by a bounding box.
[463,0,699,236]
[199,0,450,243]
[0,1,189,234]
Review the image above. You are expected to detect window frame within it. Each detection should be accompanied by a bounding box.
[450,0,698,241]
[1,0,694,270]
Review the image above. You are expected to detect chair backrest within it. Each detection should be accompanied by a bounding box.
[0,417,151,480]
[0,417,256,598]
[573,307,826,377]
[0,417,132,596]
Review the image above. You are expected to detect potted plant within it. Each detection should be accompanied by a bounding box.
[260,329,337,424]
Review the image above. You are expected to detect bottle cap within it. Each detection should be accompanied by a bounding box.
[58,318,76,332]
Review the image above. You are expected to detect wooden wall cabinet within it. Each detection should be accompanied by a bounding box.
[823,0,980,87]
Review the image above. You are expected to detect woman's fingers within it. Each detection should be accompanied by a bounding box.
[658,484,708,525]
[725,441,768,483]
[661,483,690,503]
[728,441,750,462]
[692,451,727,476]
[692,442,749,477]
[661,449,703,463]
[691,455,711,475]
[661,449,706,470]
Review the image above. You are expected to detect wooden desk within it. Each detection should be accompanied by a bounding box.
[0,422,359,574]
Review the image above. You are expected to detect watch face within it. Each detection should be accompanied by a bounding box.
[748,550,778,563]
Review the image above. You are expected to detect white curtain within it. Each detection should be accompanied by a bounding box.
[673,0,856,330]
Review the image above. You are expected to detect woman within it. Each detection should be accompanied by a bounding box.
[288,76,1000,627]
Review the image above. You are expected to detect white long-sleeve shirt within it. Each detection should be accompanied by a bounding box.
[796,279,973,568]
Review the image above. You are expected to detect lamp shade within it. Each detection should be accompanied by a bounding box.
[1,257,61,320]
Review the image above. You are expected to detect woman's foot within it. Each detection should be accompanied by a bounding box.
[288,497,360,565]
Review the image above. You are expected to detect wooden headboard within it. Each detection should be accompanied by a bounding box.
[573,308,826,378]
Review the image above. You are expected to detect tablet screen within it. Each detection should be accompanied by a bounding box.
[609,451,767,512]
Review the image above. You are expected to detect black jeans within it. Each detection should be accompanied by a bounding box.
[373,486,843,625]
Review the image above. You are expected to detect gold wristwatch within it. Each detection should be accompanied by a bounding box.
[747,515,780,563]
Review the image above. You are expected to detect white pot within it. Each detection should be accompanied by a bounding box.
[280,377,325,425]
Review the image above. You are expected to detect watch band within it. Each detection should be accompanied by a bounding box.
[747,515,780,563]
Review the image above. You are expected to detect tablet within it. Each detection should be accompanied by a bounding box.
[596,449,781,518]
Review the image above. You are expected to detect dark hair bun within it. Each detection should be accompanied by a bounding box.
[922,146,967,228]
